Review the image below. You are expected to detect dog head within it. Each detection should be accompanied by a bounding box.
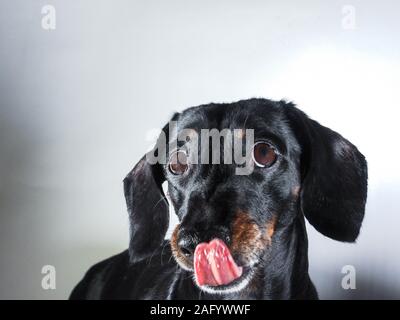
[123,98,367,294]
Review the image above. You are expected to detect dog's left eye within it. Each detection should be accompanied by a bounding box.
[168,150,189,175]
[252,142,277,168]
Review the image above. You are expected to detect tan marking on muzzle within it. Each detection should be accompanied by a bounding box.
[231,211,277,264]
[230,211,270,264]
[264,215,277,242]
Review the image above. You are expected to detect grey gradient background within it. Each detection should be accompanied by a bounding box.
[1,0,399,299]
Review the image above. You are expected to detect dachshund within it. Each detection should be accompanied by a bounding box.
[70,98,367,299]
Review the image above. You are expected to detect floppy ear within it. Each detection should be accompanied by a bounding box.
[124,156,168,263]
[123,114,179,263]
[284,103,368,242]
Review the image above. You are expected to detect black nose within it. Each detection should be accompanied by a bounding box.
[177,227,231,258]
[177,229,199,258]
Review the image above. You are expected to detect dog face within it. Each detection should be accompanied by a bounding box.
[166,102,302,293]
[123,98,367,294]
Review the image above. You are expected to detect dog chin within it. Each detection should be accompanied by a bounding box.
[193,266,255,295]
[174,254,257,294]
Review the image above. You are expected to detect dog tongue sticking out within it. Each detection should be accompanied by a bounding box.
[194,238,243,286]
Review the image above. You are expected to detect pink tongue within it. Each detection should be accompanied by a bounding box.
[194,238,243,286]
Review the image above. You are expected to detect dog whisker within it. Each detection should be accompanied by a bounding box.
[152,195,168,210]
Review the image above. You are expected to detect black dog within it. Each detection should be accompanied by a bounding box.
[70,98,367,299]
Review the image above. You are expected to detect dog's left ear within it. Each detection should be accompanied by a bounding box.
[284,103,368,242]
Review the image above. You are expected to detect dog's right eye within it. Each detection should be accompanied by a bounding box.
[252,141,277,168]
[168,150,189,175]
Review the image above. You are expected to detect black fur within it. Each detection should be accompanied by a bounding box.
[70,98,367,300]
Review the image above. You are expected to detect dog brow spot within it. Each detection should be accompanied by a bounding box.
[182,128,198,141]
[292,186,300,198]
[234,129,245,139]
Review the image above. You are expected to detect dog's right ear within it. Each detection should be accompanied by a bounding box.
[124,113,179,263]
[124,156,168,263]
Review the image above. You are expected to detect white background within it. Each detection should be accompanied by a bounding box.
[0,0,399,299]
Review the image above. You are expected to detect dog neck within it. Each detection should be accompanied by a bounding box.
[260,215,316,299]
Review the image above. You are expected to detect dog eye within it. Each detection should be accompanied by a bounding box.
[252,142,277,168]
[169,150,189,175]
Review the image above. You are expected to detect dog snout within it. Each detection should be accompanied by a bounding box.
[177,227,231,258]
[177,229,199,258]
